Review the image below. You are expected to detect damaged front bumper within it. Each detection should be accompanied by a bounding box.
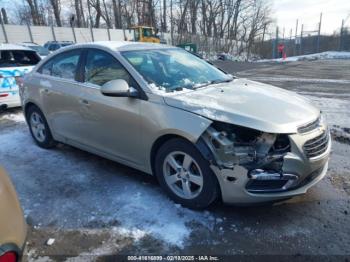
[199,119,331,204]
[211,156,328,204]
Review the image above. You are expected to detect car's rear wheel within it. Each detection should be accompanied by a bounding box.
[26,106,56,149]
[155,138,219,209]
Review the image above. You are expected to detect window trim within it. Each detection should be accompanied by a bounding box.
[78,47,148,100]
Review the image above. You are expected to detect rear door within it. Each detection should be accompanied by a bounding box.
[36,49,86,142]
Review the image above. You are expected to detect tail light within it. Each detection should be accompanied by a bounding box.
[0,93,9,97]
[0,251,17,262]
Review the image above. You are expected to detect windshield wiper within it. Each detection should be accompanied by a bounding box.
[193,78,233,89]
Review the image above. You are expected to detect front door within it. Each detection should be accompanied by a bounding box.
[76,49,143,166]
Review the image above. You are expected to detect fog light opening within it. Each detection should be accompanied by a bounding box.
[246,169,298,193]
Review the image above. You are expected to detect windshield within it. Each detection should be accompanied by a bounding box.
[121,48,231,92]
[143,28,154,37]
[0,50,40,67]
[28,46,50,56]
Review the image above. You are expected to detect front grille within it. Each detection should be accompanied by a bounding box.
[303,130,329,158]
[298,117,320,133]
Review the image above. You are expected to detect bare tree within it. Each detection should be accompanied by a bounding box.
[112,0,122,28]
[25,0,41,25]
[50,0,62,26]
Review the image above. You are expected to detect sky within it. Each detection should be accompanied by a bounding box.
[272,0,350,36]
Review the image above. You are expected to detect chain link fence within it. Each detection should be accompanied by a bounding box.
[255,18,350,59]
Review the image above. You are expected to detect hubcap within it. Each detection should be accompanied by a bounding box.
[30,112,46,143]
[163,151,204,199]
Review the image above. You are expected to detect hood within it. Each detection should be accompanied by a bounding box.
[163,78,320,134]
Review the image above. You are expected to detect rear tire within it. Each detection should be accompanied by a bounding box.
[26,105,56,149]
[155,138,219,209]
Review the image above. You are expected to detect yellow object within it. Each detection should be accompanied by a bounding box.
[129,26,160,43]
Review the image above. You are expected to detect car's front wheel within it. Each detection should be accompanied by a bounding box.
[26,105,56,149]
[155,138,219,209]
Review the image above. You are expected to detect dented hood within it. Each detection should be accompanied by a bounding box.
[163,78,320,134]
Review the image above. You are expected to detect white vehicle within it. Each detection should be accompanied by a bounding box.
[0,44,41,109]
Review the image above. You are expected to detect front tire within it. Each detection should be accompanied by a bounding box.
[155,138,219,209]
[26,105,56,149]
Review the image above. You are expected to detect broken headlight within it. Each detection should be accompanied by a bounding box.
[200,121,290,169]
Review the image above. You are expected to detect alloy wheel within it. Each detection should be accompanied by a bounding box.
[163,151,204,199]
[30,112,46,143]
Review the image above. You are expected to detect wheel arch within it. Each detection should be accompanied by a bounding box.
[23,101,44,122]
[150,134,191,176]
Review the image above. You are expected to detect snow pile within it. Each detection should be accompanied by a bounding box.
[258,51,350,63]
[0,111,25,122]
[203,51,258,62]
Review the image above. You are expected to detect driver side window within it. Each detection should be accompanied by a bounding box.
[85,49,133,87]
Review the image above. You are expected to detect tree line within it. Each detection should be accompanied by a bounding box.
[1,0,273,57]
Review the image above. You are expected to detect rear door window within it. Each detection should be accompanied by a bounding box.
[0,50,40,68]
[39,50,81,80]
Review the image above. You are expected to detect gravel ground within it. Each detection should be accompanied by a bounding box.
[1,59,350,261]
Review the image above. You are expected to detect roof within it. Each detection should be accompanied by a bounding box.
[0,43,33,51]
[70,41,174,52]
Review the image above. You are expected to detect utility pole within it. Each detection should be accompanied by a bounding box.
[294,19,298,56]
[300,24,304,55]
[339,19,344,51]
[317,12,322,53]
[170,0,173,45]
[261,23,266,44]
[273,26,279,59]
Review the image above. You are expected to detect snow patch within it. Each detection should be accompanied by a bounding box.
[0,128,217,247]
[0,112,25,122]
[258,51,350,63]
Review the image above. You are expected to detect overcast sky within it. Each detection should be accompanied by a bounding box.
[272,0,350,35]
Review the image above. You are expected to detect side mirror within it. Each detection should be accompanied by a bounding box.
[101,79,138,98]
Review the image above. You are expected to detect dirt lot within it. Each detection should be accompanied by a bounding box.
[1,59,350,261]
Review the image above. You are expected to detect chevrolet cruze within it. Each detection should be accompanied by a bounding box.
[20,41,331,208]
